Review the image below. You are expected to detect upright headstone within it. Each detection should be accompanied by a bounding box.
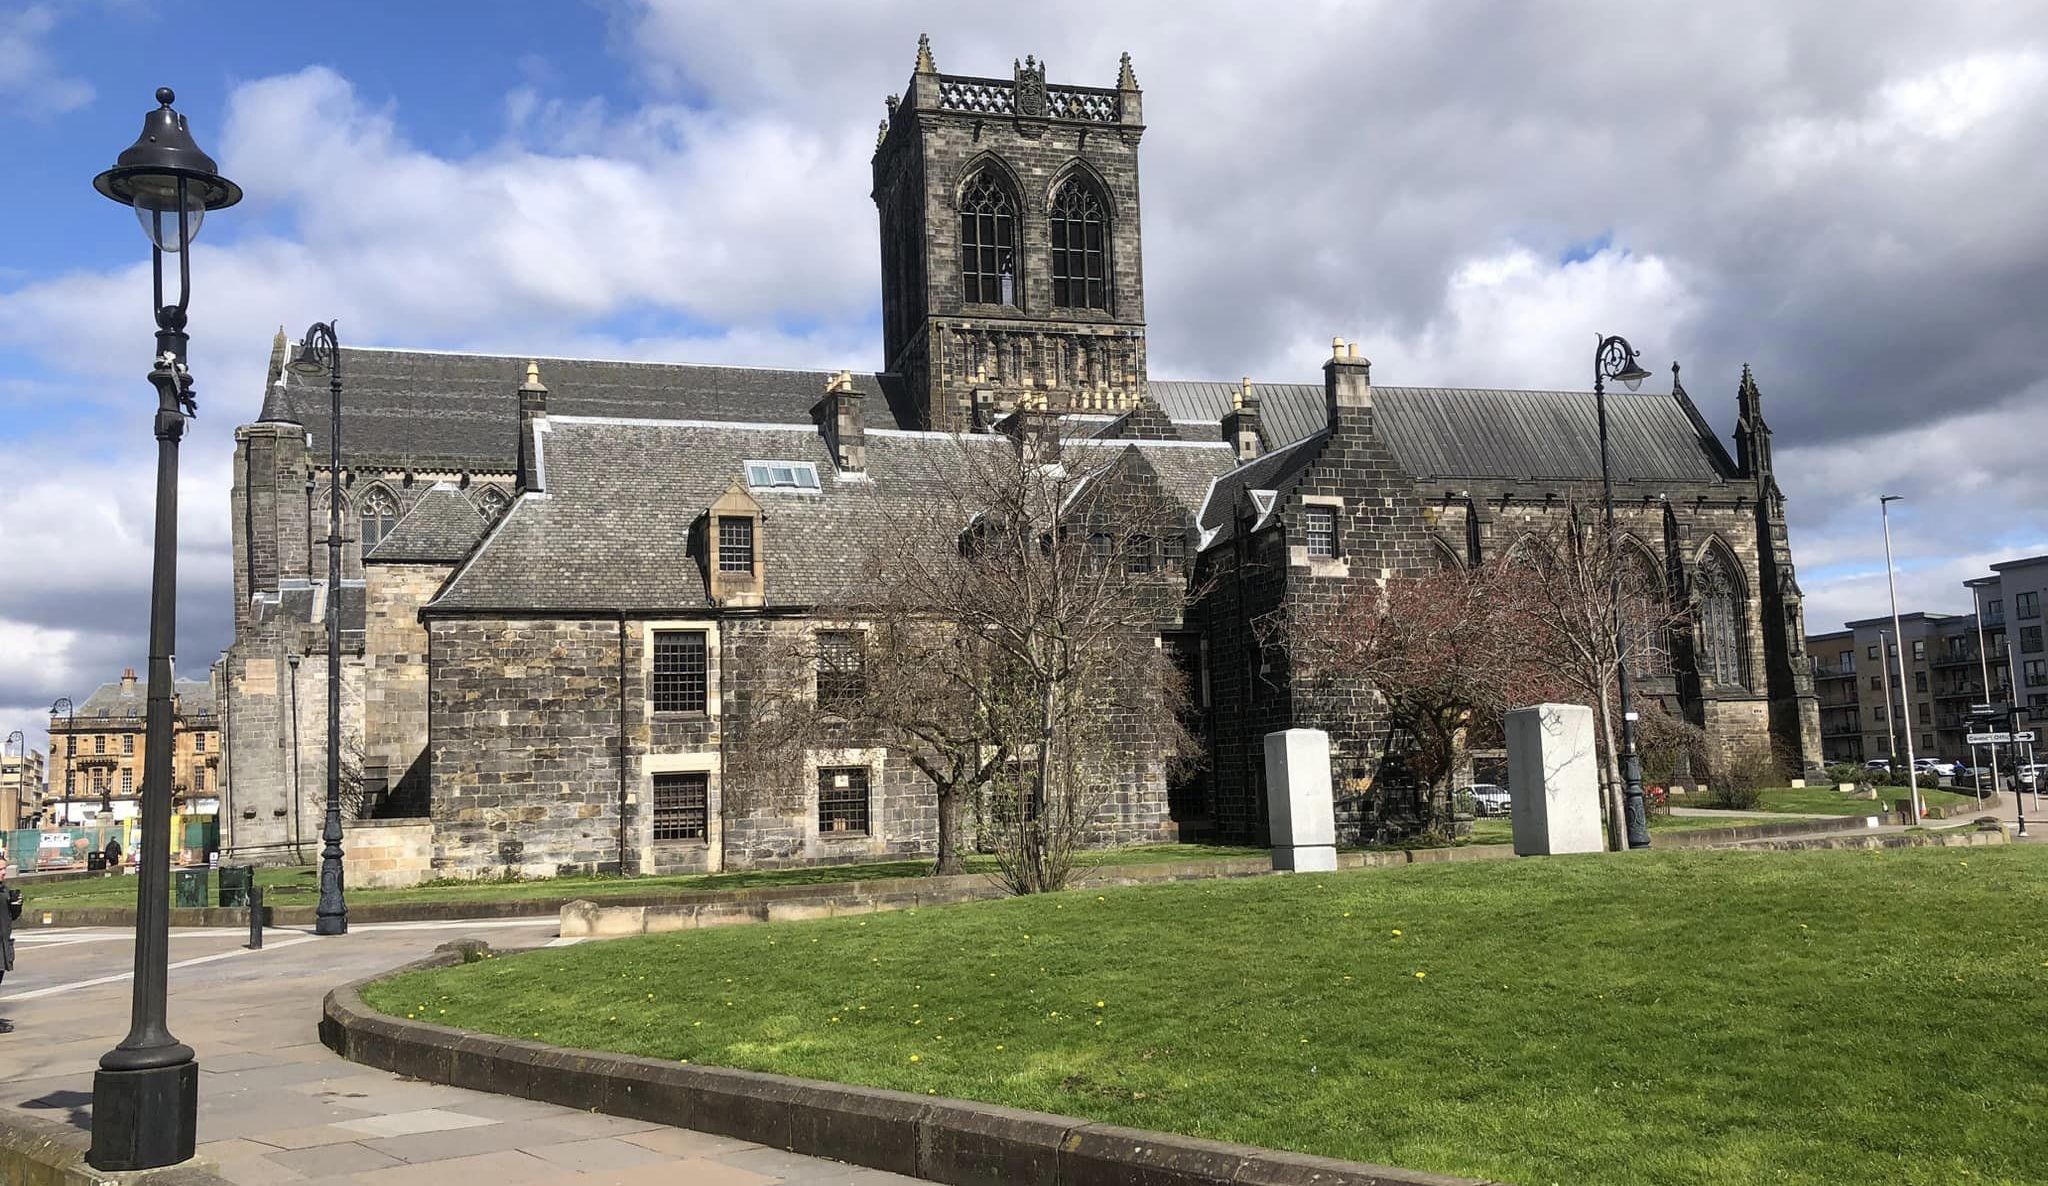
[1264,728,1337,871]
[1505,703,1605,856]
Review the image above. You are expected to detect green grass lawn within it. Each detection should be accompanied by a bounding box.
[12,843,1270,911]
[1465,812,1736,845]
[368,845,2048,1186]
[1738,785,1984,816]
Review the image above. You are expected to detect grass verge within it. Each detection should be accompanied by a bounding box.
[366,845,2048,1186]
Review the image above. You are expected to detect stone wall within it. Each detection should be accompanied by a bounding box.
[430,617,626,877]
[362,561,451,813]
[341,817,433,888]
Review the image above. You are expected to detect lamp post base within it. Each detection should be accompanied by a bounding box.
[89,1060,198,1171]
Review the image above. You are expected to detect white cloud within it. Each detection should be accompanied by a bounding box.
[0,4,92,115]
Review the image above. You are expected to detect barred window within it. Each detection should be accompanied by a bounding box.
[718,516,755,573]
[652,631,708,714]
[1049,179,1108,309]
[653,772,709,841]
[1304,506,1337,558]
[95,734,105,754]
[818,767,870,835]
[816,630,866,712]
[959,171,1017,305]
[123,734,134,755]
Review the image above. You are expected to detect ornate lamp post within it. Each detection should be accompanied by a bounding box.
[285,325,347,936]
[5,729,24,829]
[1594,334,1655,850]
[50,696,73,826]
[88,86,241,1172]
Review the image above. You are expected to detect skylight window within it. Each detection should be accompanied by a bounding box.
[745,461,821,491]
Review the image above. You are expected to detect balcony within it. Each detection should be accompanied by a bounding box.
[1813,666,1856,681]
[1821,724,1863,739]
[1934,683,1985,701]
[1933,650,1979,668]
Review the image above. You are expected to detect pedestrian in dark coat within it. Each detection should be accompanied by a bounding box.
[1,859,19,1032]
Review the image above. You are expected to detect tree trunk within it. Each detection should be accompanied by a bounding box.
[1594,679,1626,852]
[933,783,965,875]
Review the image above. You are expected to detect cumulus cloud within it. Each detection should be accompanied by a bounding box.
[2,1,2045,746]
[0,4,92,115]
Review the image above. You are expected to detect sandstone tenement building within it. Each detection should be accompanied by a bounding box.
[47,669,218,828]
[218,38,1820,876]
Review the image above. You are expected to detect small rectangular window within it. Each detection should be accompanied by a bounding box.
[2020,592,2041,619]
[95,735,105,754]
[123,734,133,755]
[744,461,821,491]
[1917,702,1930,724]
[194,733,206,752]
[1125,535,1154,575]
[816,630,866,711]
[195,768,207,792]
[653,772,709,841]
[1867,644,1879,660]
[1161,532,1186,569]
[718,516,755,573]
[652,631,708,714]
[121,769,133,795]
[2028,659,2047,687]
[819,767,870,835]
[1874,706,1886,722]
[1914,671,1927,693]
[1869,676,1882,691]
[1304,507,1337,558]
[2023,626,2043,654]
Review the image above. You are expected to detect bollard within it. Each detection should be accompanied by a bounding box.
[247,884,263,950]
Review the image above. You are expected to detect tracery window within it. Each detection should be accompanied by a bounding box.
[359,488,399,552]
[959,171,1017,305]
[1696,547,1747,688]
[1621,548,1672,677]
[474,485,511,521]
[1049,179,1108,309]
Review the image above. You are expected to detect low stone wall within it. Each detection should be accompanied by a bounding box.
[322,943,1492,1186]
[340,817,433,889]
[0,1106,230,1186]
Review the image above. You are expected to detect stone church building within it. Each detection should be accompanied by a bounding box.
[216,38,1820,876]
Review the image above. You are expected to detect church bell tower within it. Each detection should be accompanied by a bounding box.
[872,35,1149,431]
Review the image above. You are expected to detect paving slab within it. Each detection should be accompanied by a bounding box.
[0,919,920,1185]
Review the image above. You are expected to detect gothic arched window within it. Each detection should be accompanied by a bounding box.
[959,170,1017,306]
[359,488,399,553]
[1696,546,1747,688]
[474,485,511,521]
[1621,545,1672,677]
[1049,178,1108,309]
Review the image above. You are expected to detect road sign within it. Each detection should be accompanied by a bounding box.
[2018,731,2037,743]
[1967,731,2012,745]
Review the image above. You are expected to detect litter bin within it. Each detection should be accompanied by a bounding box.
[173,867,208,909]
[86,851,107,872]
[218,864,254,909]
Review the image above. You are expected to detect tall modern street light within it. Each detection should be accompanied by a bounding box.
[1879,495,1923,821]
[287,324,349,937]
[88,86,241,1172]
[1595,333,1655,850]
[50,697,73,826]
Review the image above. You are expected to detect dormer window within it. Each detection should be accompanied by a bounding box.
[745,461,820,492]
[718,516,755,572]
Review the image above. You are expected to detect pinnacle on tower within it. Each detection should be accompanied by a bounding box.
[914,32,936,75]
[1118,51,1140,90]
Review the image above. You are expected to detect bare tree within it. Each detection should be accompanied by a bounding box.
[734,433,1204,890]
[1502,506,1695,849]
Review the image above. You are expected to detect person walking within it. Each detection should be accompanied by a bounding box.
[1,858,20,1033]
[103,834,123,870]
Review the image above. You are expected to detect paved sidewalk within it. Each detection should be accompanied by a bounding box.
[0,920,914,1185]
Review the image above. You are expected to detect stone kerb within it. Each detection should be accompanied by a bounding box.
[322,944,1497,1186]
[0,1104,232,1186]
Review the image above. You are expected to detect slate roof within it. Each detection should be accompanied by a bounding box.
[74,677,215,721]
[248,581,368,642]
[429,418,1237,614]
[260,348,900,472]
[1193,430,1328,548]
[365,483,489,563]
[1148,382,1733,484]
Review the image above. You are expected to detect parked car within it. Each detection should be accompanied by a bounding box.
[2018,764,2047,789]
[1467,783,1513,817]
[1865,759,1892,772]
[1916,758,1960,779]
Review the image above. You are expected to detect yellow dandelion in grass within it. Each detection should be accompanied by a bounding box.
[1096,895,1105,901]
[1414,971,1426,980]
[679,1058,690,1064]
[909,1053,922,1063]
[1094,1019,1103,1027]
[830,1016,841,1023]
[995,1044,1005,1051]
[1391,929,1403,938]
[693,1020,703,1027]
[1342,912,1351,918]
[913,1018,923,1026]
[1095,1000,1106,1009]
[647,993,655,1000]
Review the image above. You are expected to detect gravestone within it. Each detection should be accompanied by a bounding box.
[1506,703,1605,856]
[1264,728,1337,871]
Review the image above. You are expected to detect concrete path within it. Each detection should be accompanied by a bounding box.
[1669,806,1835,820]
[0,918,914,1185]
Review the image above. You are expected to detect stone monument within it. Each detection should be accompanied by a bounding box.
[1264,728,1337,871]
[1505,703,1605,856]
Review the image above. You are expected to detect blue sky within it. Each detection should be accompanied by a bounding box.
[3,0,2046,748]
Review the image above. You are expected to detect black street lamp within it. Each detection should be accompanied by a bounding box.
[88,86,241,1173]
[51,696,73,826]
[286,324,348,936]
[1594,333,1654,851]
[5,730,24,829]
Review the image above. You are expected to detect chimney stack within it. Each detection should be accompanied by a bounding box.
[122,668,137,688]
[1222,375,1262,463]
[999,391,1062,465]
[518,360,549,493]
[1324,337,1373,434]
[819,370,866,474]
